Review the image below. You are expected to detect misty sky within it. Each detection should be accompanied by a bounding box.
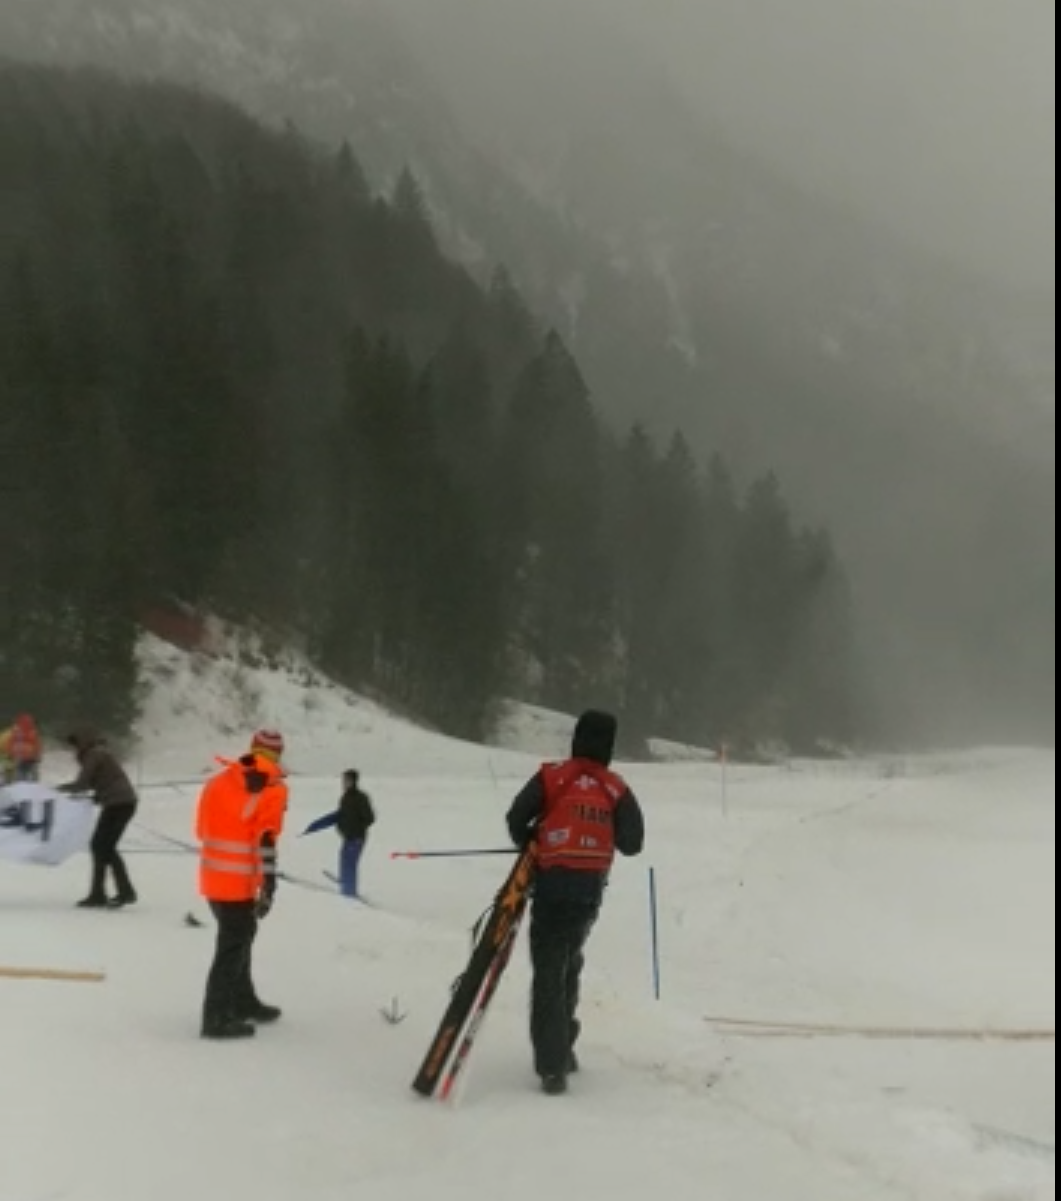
[394,0,1054,295]
[612,0,1056,294]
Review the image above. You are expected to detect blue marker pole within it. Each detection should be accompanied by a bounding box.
[649,867,662,1001]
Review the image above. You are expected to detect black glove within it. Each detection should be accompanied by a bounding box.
[255,870,278,920]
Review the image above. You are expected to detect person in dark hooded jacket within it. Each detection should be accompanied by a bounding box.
[507,710,645,1096]
[336,770,375,899]
[60,729,140,910]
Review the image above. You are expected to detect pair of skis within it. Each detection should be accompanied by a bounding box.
[412,847,536,1101]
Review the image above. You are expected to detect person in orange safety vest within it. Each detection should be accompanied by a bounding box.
[197,729,289,1041]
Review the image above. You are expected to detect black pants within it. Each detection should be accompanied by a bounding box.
[530,898,600,1078]
[89,804,137,900]
[204,901,261,1024]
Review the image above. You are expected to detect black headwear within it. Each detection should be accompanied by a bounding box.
[66,727,102,753]
[571,711,618,767]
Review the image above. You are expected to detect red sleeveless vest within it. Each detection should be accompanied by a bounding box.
[537,759,627,873]
[11,719,41,763]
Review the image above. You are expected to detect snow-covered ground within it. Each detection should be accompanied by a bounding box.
[0,637,1055,1200]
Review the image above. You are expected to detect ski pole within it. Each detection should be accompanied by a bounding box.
[123,847,191,857]
[391,849,517,861]
[138,778,210,792]
[132,824,198,854]
[649,867,662,1001]
[720,741,730,820]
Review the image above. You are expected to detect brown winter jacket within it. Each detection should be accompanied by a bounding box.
[62,735,138,810]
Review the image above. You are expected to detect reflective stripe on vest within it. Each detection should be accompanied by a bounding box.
[202,838,257,856]
[201,858,260,877]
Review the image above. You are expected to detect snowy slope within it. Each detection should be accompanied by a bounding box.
[0,642,1054,1201]
[131,632,507,783]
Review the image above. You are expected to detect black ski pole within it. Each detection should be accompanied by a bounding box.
[391,848,516,862]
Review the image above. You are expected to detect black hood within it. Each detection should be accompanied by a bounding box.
[571,711,618,767]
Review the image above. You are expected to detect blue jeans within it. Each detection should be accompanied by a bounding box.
[339,839,365,898]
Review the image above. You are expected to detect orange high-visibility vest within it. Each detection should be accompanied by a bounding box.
[196,755,289,902]
[537,759,627,873]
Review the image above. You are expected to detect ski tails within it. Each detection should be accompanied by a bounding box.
[412,846,536,1099]
[438,906,528,1103]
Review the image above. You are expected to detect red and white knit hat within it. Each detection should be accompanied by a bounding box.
[250,729,285,761]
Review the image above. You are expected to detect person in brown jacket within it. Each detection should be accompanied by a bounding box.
[60,729,140,910]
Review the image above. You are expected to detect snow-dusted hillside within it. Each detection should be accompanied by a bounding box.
[1,636,1054,1200]
[132,631,514,784]
[134,632,724,783]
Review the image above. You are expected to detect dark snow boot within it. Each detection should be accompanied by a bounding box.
[541,1075,569,1097]
[79,862,109,908]
[241,1002,283,1025]
[201,1017,257,1042]
[110,858,136,907]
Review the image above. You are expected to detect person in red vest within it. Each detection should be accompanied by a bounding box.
[10,714,42,782]
[196,729,289,1041]
[507,710,645,1096]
